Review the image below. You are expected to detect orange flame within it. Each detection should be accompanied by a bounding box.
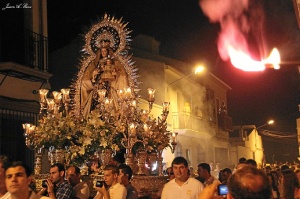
[228,46,281,71]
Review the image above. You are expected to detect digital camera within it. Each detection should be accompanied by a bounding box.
[42,180,47,188]
[218,184,228,196]
[96,181,105,188]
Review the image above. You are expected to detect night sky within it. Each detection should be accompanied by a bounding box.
[46,0,300,162]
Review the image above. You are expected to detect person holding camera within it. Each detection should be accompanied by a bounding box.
[198,166,271,199]
[66,166,90,199]
[39,163,74,199]
[94,164,126,199]
[161,157,204,199]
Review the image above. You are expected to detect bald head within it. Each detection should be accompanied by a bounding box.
[66,166,81,187]
[228,166,271,199]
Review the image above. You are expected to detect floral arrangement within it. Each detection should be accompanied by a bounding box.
[30,106,171,166]
[31,109,122,165]
[34,114,84,149]
[142,117,171,153]
[147,131,171,153]
[68,110,122,165]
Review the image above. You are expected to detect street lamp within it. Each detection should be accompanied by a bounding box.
[256,120,275,130]
[167,65,205,87]
[253,120,274,166]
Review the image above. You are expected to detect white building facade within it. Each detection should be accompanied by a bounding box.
[131,35,233,170]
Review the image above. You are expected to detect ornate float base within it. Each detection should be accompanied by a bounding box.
[82,174,168,198]
[131,175,168,197]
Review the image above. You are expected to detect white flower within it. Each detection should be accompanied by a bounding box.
[78,147,85,155]
[83,137,92,146]
[100,138,108,148]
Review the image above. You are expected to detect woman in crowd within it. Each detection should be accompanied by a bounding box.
[278,168,298,199]
[267,170,280,199]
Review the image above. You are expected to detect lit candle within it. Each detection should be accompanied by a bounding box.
[131,100,137,107]
[104,98,113,109]
[124,87,131,98]
[129,123,136,137]
[47,98,55,111]
[130,123,135,129]
[171,132,178,143]
[39,89,49,103]
[142,109,149,116]
[60,88,70,102]
[147,88,155,101]
[143,124,149,132]
[52,91,62,104]
[28,125,36,134]
[22,123,35,135]
[162,102,170,112]
[104,98,110,105]
[22,123,31,134]
[117,89,124,99]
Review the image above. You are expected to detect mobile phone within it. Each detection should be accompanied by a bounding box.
[218,184,228,196]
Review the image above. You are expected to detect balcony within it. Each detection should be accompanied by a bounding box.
[0,29,50,85]
[0,29,48,72]
[172,111,208,132]
[172,111,231,138]
[218,113,233,131]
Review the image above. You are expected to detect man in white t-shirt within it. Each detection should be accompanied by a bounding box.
[161,157,204,199]
[94,164,127,199]
[6,161,50,199]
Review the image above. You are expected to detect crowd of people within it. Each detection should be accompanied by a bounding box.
[0,155,137,199]
[145,157,300,199]
[159,157,300,199]
[1,154,300,199]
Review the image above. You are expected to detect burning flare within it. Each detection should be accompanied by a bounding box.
[228,47,281,71]
[199,0,281,72]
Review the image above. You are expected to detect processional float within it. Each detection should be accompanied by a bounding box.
[23,14,178,196]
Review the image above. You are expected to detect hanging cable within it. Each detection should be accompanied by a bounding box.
[259,129,297,139]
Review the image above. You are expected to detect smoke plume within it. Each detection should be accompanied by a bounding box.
[199,0,266,62]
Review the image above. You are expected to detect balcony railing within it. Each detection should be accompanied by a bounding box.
[0,29,48,71]
[218,113,233,131]
[24,29,48,71]
[172,112,208,132]
[172,111,232,132]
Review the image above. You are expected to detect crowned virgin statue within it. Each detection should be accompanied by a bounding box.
[72,14,138,119]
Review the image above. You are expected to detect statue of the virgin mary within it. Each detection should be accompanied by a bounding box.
[72,14,139,119]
